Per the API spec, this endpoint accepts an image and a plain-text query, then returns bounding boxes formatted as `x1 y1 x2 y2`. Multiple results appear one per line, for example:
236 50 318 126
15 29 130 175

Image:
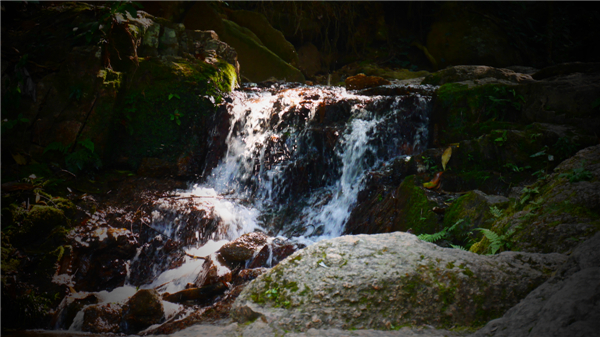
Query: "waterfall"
195 83 433 244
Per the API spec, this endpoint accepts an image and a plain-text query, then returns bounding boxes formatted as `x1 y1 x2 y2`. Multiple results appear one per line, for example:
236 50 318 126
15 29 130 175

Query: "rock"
231 232 566 331
470 232 600 337
472 144 600 254
162 282 227 305
51 292 99 329
345 74 391 90
81 303 123 333
227 9 300 67
422 65 534 86
218 232 269 262
233 268 268 286
443 190 508 231
137 157 177 178
247 239 305 269
121 289 165 333
297 42 323 78
69 225 138 292
345 175 439 235
128 236 184 286
183 3 304 83
193 252 233 288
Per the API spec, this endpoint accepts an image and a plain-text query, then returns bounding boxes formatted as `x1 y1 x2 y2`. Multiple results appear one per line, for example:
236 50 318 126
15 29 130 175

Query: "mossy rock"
345 175 439 235
444 190 508 232
471 144 600 254
5 204 70 247
227 9 300 67
431 83 524 145
108 56 237 171
220 19 304 83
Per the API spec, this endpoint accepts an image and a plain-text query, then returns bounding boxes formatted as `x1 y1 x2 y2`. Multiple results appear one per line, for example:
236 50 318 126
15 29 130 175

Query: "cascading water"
63 82 434 332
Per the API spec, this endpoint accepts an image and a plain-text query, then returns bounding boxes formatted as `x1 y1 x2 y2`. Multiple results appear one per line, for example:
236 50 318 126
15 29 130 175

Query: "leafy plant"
503 163 531 172
489 206 503 218
520 186 540 205
493 130 508 146
44 139 101 173
418 219 473 249
559 162 593 183
476 226 520 255
168 93 183 125
553 137 578 160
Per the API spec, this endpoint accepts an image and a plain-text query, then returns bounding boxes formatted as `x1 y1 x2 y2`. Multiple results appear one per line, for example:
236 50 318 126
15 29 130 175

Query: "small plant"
489 206 503 218
1 114 30 134
44 139 102 173
532 169 550 180
553 137 578 160
168 93 183 125
559 162 593 183
493 130 508 146
477 226 520 255
520 186 540 205
418 219 472 249
504 163 531 172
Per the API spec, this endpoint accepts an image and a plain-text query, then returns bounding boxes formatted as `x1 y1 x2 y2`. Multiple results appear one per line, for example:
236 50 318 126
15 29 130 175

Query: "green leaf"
78 138 95 153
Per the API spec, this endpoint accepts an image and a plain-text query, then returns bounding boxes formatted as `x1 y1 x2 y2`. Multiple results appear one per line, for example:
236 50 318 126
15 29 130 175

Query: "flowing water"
58 83 434 332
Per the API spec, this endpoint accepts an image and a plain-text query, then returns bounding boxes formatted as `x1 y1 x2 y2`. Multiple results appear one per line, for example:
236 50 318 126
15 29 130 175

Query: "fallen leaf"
11 153 27 165
442 146 452 171
423 171 444 189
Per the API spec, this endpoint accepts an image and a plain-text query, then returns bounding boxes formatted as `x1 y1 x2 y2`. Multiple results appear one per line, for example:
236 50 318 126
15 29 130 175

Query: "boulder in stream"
121 289 165 333
231 232 566 331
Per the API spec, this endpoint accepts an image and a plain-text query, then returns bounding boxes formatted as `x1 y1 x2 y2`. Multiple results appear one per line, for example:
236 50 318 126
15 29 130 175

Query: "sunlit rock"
218 232 269 262
232 232 566 331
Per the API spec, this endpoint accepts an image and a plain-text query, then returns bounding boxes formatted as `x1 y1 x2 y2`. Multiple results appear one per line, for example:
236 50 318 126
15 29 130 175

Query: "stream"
42 82 435 334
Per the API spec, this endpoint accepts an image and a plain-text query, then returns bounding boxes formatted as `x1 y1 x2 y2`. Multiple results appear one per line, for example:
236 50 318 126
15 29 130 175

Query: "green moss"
109 57 236 168
435 83 523 144
395 175 439 234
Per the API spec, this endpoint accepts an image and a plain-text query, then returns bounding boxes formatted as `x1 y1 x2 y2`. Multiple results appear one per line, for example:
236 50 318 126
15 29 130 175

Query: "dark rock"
128 236 184 286
218 232 269 262
248 239 305 269
193 252 233 288
233 268 268 286
297 42 322 78
345 175 439 235
162 282 227 305
81 303 123 333
51 292 100 330
345 73 391 90
121 289 164 333
422 65 534 86
471 232 600 337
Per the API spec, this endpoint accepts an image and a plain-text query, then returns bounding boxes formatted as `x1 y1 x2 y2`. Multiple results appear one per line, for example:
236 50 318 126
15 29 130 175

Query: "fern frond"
418 228 448 242
450 244 468 251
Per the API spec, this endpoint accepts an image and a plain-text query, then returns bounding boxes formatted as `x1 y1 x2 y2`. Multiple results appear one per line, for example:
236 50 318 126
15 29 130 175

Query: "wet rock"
233 268 268 286
69 226 138 292
345 73 391 90
296 42 322 78
128 236 185 286
248 239 305 269
163 282 227 305
471 232 600 337
345 175 439 235
81 303 123 333
51 292 99 330
121 289 164 333
218 232 269 262
232 232 566 331
194 252 233 288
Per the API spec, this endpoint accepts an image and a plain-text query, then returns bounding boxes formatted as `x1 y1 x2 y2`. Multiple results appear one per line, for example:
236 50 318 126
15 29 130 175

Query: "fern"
478 228 503 254
418 219 465 243
489 206 503 218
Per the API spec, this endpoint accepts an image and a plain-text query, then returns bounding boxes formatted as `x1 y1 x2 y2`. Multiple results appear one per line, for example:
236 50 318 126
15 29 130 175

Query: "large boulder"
231 232 566 331
471 144 600 255
471 232 600 337
183 3 304 83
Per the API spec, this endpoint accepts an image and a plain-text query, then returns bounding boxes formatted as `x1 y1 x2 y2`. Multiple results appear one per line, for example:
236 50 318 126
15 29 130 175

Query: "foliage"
418 219 473 250
44 139 102 173
559 161 593 183
1 113 30 134
493 130 508 146
476 226 519 255
489 206 503 218
520 186 540 205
